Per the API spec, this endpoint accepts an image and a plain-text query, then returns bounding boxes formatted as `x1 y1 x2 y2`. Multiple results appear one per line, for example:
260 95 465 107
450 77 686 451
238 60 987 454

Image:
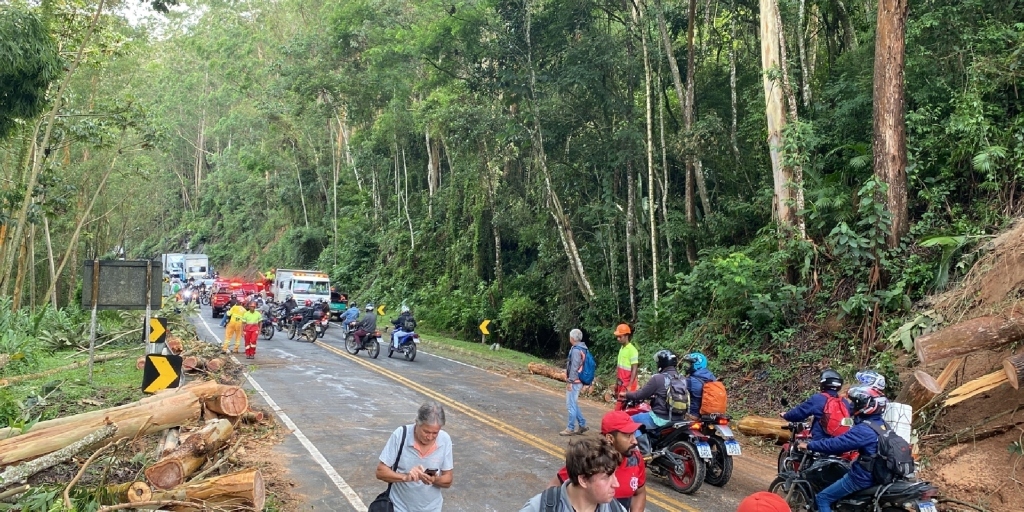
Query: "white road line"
196 314 367 512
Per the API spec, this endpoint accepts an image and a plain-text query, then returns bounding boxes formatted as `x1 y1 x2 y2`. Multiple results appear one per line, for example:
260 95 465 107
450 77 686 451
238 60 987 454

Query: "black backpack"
863 421 915 484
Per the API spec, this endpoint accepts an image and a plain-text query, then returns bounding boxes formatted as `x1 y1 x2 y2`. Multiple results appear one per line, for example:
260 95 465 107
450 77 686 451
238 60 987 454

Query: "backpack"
665 373 690 418
699 379 728 415
820 393 852 437
863 421 915 484
540 485 625 512
575 346 597 385
402 317 417 331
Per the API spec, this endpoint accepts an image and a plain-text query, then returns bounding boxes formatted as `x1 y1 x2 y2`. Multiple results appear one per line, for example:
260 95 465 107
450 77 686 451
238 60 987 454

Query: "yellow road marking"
315 341 701 512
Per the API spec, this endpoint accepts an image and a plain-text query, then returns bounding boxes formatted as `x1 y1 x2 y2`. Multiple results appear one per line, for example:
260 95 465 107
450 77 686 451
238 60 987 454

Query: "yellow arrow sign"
377 304 386 316
479 319 491 335
142 354 182 393
148 317 167 343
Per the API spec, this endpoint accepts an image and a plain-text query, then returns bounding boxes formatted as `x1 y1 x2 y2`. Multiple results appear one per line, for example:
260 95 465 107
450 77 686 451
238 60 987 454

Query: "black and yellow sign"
142 354 182 394
479 319 491 335
147 317 167 344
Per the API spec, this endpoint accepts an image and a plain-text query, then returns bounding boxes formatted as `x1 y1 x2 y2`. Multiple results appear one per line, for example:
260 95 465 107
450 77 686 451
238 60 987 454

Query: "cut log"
0 381 237 467
204 358 224 372
935 356 965 389
736 416 792 442
241 408 265 424
145 419 234 490
896 370 943 416
0 423 117 490
136 356 147 371
1002 353 1024 390
527 362 566 382
943 370 1009 407
104 481 151 504
181 356 203 372
915 305 1024 365
149 469 264 511
203 386 248 417
166 336 184 355
0 352 128 388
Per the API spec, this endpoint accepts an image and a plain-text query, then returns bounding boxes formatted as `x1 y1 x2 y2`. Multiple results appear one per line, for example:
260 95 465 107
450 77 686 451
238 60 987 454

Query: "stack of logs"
135 335 226 373
738 304 1024 441
0 379 267 510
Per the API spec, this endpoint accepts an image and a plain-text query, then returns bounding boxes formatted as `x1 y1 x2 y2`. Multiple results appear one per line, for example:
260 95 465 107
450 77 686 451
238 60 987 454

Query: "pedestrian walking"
560 328 589 436
374 401 454 512
241 301 262 359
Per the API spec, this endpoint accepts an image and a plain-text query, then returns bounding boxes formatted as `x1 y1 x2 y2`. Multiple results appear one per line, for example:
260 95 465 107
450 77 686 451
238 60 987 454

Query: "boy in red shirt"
551 411 647 511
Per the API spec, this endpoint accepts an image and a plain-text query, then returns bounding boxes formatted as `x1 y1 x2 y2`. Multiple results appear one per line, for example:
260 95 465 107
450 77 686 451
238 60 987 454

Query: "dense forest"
1 0 1021 383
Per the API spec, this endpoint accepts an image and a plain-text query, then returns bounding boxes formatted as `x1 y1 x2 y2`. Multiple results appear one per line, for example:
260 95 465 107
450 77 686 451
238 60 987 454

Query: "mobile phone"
424 469 438 476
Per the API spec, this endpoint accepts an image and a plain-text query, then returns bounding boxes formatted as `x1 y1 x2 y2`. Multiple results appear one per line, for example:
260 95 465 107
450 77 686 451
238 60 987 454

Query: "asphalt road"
188 307 774 511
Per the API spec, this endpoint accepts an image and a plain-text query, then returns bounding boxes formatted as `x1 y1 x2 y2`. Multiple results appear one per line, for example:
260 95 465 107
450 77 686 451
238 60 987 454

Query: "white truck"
161 253 186 281
270 269 331 305
183 254 210 280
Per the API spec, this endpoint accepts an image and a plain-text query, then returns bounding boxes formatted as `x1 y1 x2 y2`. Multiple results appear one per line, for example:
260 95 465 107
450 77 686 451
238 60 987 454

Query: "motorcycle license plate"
695 441 712 459
725 439 742 456
916 502 937 512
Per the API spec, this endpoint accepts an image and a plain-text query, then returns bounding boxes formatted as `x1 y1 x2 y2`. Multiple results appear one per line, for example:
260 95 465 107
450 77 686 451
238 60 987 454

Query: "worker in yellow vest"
223 299 247 353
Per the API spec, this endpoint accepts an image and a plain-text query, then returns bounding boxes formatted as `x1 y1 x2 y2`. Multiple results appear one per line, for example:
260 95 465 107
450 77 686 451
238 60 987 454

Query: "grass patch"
416 327 548 368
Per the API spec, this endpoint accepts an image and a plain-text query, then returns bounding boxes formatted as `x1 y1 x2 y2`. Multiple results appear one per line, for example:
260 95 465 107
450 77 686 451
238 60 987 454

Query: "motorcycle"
778 421 815 473
260 315 277 340
344 321 381 358
696 413 741 487
199 289 211 306
620 400 709 494
387 328 419 361
769 453 939 511
301 315 329 342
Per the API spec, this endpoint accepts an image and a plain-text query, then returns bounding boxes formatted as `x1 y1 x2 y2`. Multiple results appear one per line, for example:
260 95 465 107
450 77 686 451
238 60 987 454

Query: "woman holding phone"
375 401 454 511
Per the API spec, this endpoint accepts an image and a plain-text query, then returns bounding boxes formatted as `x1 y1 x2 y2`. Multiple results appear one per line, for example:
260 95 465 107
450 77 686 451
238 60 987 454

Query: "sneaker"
558 429 577 436
576 426 590 435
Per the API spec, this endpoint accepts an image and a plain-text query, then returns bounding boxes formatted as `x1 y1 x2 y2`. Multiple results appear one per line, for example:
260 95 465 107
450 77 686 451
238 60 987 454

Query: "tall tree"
873 0 910 248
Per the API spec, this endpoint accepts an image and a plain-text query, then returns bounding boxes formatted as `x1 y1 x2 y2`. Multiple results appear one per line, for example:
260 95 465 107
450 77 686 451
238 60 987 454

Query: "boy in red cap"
736 492 791 512
550 411 647 511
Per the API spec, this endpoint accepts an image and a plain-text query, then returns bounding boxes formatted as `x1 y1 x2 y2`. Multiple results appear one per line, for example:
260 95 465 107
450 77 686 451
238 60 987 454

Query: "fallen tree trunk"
0 381 236 466
736 416 791 442
915 305 1024 365
145 419 234 490
0 352 128 388
896 370 943 416
943 370 1008 407
527 362 565 382
1002 353 1024 390
148 469 264 511
935 356 965 389
0 423 117 489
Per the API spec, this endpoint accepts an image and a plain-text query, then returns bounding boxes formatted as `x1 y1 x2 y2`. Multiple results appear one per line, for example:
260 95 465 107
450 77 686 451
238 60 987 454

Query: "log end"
127 481 152 503
1003 357 1021 390
253 469 265 511
207 386 249 417
145 459 186 490
206 358 224 372
136 356 147 371
182 356 200 372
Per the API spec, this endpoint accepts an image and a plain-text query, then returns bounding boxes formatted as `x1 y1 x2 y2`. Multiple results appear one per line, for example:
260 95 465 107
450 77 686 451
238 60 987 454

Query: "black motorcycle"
619 400 709 494
344 321 381 358
769 450 939 511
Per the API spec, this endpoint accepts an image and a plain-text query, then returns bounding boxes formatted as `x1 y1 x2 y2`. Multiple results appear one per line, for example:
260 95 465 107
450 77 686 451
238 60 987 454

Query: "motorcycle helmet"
304 299 313 307
683 352 708 371
819 369 844 391
401 305 410 314
365 303 374 311
847 386 888 416
655 349 678 371
855 369 887 391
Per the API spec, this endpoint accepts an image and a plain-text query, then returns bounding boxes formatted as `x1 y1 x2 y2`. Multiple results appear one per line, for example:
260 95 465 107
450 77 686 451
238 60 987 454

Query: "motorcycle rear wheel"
387 346 394 358
302 326 316 342
778 449 800 474
345 335 360 354
287 324 297 340
703 437 733 487
261 326 274 341
368 338 380 358
666 441 705 494
404 342 416 361
769 476 813 510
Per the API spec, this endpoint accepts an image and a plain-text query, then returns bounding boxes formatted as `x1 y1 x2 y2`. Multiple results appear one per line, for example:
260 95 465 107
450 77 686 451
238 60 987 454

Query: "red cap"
736 492 791 512
601 411 641 435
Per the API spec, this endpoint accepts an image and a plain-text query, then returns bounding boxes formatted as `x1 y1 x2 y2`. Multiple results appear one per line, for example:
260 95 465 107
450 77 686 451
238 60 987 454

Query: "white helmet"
855 370 886 391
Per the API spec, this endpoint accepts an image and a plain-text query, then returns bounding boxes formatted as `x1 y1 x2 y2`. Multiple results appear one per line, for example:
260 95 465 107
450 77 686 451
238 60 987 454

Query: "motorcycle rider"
797 386 888 512
681 352 716 418
855 369 887 391
780 369 853 440
390 305 417 350
622 350 686 455
353 303 377 347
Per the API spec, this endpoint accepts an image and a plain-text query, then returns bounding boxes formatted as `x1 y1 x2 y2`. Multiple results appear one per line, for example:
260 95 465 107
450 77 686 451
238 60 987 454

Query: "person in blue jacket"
797 386 889 512
780 369 853 439
681 352 716 417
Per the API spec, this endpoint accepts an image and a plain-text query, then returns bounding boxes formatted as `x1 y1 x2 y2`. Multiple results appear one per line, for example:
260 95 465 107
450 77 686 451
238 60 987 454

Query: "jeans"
391 329 409 349
815 472 864 512
566 383 585 430
630 412 660 454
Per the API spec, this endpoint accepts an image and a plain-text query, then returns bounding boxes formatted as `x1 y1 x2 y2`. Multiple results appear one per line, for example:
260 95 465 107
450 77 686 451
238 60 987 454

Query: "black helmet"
820 369 844 391
847 386 887 416
655 349 678 372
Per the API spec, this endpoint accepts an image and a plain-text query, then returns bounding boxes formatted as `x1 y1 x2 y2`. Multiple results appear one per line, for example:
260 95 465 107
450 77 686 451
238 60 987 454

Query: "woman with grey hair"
375 401 454 511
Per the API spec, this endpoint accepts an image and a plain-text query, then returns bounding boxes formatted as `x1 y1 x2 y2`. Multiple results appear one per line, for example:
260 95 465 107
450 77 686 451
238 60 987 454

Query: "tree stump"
895 370 943 417
1002 353 1024 390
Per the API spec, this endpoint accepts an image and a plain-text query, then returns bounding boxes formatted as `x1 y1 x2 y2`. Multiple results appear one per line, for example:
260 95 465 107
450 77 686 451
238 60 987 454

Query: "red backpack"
820 393 852 437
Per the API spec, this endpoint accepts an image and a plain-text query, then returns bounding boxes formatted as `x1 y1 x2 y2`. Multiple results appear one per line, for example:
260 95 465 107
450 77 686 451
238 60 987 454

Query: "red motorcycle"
778 421 813 473
618 400 710 494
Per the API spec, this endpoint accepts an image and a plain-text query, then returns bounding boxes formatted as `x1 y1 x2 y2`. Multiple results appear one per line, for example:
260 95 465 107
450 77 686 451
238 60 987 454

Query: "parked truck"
183 254 210 280
269 269 331 305
161 253 186 281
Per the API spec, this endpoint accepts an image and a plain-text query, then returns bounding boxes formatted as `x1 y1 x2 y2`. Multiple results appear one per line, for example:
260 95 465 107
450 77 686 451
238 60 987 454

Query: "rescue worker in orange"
615 324 639 397
222 300 247 353
241 301 263 359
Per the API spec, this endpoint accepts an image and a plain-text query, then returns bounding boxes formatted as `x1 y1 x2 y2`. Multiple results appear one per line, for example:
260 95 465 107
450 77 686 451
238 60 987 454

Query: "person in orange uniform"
241 302 263 359
222 300 247 353
615 324 639 397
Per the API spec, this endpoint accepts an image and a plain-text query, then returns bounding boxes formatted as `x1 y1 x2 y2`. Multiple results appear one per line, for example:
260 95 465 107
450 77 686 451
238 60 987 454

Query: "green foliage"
0 6 61 139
